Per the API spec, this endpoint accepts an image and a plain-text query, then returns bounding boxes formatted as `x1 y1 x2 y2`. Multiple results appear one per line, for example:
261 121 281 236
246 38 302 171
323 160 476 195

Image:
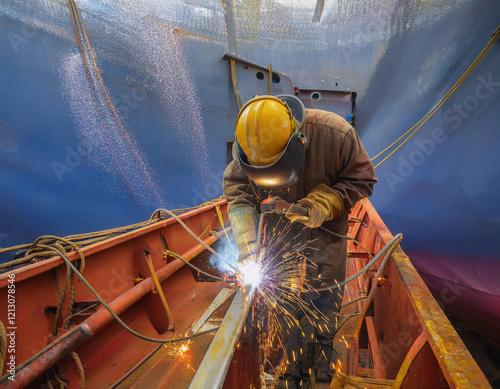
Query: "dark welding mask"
235 94 307 189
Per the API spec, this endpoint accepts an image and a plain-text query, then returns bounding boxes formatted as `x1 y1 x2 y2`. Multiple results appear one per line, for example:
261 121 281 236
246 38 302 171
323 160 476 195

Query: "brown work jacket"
223 108 377 278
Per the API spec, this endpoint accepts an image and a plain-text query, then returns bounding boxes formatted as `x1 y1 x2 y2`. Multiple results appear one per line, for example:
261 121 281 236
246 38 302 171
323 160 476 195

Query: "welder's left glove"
286 184 344 228
228 205 259 266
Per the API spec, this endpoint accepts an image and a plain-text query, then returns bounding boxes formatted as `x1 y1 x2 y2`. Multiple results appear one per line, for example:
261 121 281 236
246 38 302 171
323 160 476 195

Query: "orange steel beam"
354 199 491 389
392 331 428 388
3 231 224 388
354 234 403 338
0 199 227 288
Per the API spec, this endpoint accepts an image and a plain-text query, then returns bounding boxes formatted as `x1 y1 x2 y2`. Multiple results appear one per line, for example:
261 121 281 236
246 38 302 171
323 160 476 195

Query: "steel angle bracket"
222 52 292 85
222 52 294 102
189 285 255 389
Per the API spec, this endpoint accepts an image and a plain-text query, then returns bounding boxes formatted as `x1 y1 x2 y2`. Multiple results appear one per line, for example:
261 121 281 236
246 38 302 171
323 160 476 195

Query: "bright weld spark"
237 260 263 289
166 337 192 359
231 217 339 380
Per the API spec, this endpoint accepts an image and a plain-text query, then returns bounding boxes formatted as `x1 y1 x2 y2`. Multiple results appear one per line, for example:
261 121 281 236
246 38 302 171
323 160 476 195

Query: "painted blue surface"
361 6 500 258
1 0 499 341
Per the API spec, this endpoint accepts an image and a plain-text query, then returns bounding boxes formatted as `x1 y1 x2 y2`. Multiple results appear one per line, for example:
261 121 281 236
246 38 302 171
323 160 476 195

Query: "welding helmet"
235 94 307 188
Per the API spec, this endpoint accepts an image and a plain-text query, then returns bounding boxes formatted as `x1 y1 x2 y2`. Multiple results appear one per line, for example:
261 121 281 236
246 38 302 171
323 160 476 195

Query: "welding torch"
255 196 308 254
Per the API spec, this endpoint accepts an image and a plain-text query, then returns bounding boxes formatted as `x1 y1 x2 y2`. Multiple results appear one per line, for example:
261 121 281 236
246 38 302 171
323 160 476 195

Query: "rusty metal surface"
0 197 492 388
334 198 491 388
114 270 233 389
189 286 255 389
0 200 233 388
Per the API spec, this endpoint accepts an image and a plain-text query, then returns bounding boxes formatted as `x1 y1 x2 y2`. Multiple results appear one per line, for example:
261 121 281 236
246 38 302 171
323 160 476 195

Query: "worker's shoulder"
305 109 352 136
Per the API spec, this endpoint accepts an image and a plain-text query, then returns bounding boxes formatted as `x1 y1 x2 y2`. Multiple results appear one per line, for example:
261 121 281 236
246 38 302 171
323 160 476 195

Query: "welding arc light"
239 260 262 289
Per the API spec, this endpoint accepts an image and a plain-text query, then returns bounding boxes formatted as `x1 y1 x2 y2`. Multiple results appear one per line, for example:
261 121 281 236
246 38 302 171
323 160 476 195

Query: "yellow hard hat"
235 96 296 166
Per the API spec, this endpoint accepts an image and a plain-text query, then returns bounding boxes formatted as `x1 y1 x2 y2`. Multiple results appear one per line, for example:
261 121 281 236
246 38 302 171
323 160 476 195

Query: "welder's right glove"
228 206 259 266
286 184 345 228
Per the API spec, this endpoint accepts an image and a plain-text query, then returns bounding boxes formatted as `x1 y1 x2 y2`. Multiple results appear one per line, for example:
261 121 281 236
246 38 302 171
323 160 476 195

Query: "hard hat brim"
276 94 306 131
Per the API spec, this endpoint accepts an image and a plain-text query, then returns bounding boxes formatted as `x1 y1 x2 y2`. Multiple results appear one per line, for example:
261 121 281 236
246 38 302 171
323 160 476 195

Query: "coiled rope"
70 351 85 389
0 321 6 375
0 199 225 271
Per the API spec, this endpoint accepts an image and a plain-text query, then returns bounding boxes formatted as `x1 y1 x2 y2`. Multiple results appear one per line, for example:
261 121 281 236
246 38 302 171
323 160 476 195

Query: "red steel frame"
334 198 491 388
0 200 233 388
0 198 491 388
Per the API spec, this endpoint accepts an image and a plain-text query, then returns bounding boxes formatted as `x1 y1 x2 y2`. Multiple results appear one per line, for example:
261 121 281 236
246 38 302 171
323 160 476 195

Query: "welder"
222 95 377 386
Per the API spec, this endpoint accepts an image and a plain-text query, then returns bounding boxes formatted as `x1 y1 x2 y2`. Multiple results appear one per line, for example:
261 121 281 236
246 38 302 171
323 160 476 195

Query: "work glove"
286 184 344 228
228 206 259 266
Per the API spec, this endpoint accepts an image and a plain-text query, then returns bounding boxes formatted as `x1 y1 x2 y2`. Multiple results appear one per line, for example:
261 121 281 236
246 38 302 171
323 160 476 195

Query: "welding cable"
261 207 373 258
313 233 402 292
7 245 221 378
319 226 373 258
152 208 238 271
40 245 220 342
335 312 360 334
165 250 237 284
0 254 221 386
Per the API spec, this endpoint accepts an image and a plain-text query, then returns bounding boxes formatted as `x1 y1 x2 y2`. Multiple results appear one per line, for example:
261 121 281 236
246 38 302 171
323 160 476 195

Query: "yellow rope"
53 264 72 335
0 321 6 374
199 216 216 239
0 199 225 270
70 351 86 388
215 205 235 255
371 25 500 168
231 59 243 110
221 0 242 110
5 235 87 335
54 365 69 388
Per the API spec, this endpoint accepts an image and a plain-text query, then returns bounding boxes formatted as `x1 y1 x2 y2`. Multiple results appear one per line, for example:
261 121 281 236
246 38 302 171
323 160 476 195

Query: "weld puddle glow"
238 260 263 290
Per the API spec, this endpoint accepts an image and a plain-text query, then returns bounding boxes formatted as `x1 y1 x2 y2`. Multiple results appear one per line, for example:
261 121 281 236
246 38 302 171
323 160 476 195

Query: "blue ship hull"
1 0 499 345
